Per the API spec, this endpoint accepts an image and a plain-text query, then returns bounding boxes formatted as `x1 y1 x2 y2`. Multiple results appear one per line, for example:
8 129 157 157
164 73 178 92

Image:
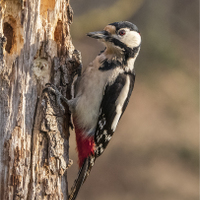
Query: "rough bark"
0 0 79 199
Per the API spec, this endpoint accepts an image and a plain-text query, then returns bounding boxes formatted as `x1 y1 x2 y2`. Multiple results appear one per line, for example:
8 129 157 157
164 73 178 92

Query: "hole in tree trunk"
54 20 63 44
54 20 64 56
3 22 14 54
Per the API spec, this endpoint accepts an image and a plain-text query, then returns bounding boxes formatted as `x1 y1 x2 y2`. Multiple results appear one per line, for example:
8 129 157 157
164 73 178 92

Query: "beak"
87 30 109 40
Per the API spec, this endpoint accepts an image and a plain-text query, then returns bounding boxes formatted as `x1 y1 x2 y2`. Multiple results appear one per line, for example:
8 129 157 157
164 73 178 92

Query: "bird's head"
87 21 141 57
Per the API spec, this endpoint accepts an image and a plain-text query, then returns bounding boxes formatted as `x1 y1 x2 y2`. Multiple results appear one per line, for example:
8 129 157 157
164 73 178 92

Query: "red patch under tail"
73 121 95 168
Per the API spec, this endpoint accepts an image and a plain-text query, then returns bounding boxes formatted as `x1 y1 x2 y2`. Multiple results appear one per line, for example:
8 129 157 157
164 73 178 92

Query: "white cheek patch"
121 29 141 49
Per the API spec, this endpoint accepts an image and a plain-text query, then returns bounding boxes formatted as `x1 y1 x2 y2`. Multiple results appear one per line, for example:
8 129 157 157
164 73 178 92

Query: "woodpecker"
46 21 141 200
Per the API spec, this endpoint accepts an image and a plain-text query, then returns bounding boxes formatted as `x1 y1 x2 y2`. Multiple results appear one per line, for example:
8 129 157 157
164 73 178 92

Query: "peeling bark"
0 0 78 199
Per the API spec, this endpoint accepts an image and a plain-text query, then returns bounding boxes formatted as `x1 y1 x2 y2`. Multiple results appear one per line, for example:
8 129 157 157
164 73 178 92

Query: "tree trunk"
0 0 79 199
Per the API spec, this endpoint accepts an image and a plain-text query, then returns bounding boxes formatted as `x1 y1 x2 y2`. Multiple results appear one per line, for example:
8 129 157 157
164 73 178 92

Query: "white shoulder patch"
111 75 130 131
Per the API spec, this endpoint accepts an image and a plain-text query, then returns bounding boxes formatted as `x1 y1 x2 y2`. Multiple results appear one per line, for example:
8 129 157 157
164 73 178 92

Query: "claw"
43 83 70 113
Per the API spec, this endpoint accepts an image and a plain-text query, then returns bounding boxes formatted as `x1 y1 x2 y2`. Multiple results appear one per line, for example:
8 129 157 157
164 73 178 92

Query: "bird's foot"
43 83 69 114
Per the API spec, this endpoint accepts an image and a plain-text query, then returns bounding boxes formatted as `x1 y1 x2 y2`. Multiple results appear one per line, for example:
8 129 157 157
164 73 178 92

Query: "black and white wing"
94 72 135 157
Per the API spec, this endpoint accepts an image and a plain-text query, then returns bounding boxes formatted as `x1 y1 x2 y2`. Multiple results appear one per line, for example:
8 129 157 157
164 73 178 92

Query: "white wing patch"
111 76 130 131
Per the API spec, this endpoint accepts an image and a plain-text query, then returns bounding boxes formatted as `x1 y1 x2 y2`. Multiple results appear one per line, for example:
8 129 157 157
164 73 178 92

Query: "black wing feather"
94 72 135 157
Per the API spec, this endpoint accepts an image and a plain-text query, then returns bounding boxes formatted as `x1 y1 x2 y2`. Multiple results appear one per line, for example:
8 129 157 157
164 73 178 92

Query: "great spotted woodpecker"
46 21 141 200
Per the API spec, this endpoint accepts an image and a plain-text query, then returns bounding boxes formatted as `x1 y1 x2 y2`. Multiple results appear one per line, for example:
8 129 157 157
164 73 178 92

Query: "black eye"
119 30 126 36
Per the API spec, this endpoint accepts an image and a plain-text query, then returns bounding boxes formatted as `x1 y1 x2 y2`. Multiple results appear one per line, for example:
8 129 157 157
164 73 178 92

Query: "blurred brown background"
68 0 199 200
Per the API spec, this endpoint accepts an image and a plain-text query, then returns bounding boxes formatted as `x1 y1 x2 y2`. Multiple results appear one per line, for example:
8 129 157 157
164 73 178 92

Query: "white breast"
73 54 112 135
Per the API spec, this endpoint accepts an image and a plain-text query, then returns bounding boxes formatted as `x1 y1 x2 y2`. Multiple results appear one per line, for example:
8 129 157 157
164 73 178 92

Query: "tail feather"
68 156 96 200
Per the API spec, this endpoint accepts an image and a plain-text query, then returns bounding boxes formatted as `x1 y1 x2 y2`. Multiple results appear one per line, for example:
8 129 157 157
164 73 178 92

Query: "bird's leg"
43 83 75 130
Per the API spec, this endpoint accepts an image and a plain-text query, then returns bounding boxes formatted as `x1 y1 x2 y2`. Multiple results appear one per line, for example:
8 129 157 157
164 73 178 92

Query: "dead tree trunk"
0 0 79 199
